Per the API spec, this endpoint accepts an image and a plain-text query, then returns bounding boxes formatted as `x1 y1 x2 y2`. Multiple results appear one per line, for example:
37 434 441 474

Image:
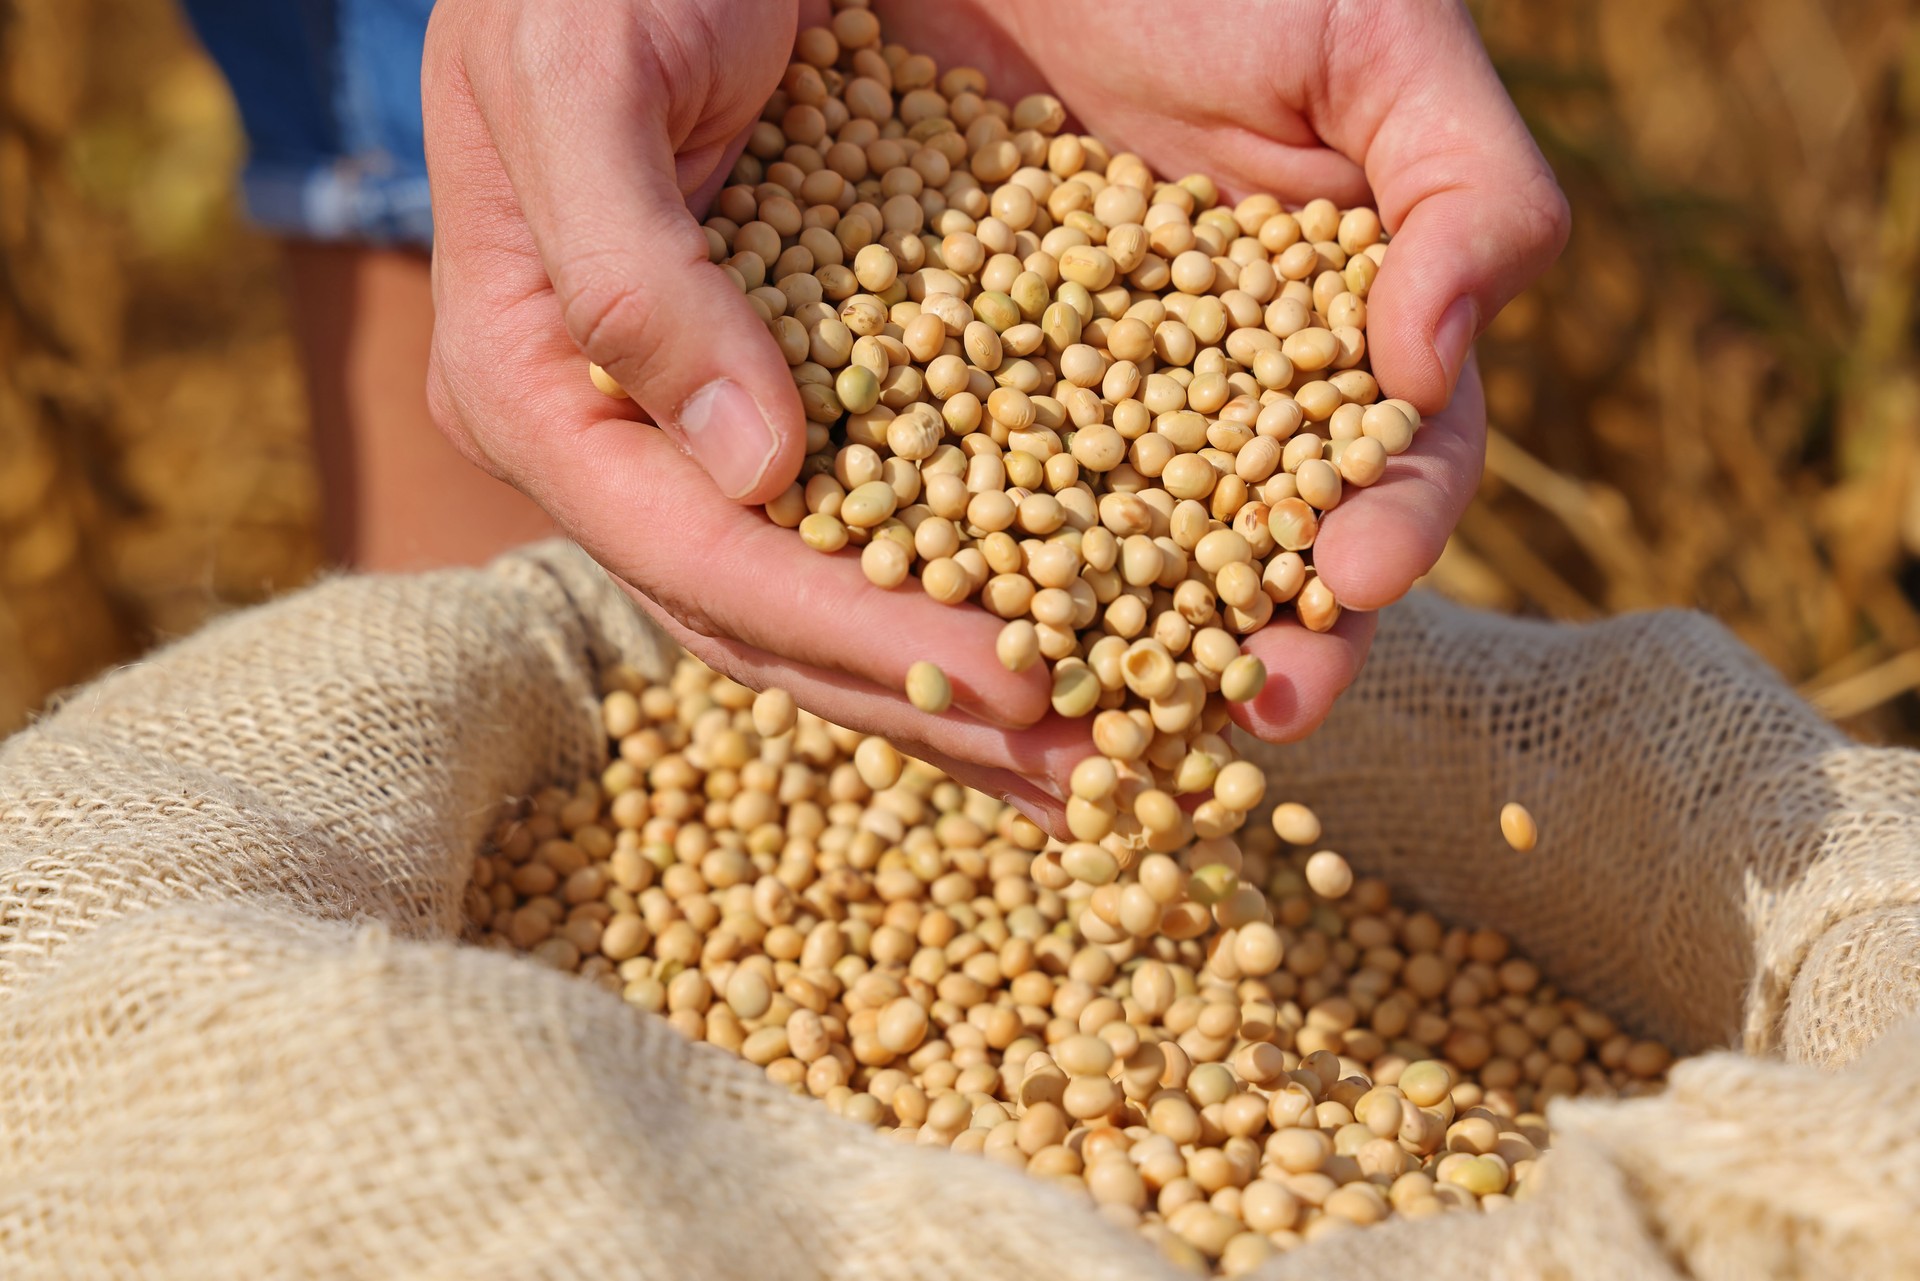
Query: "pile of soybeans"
465 657 1674 1276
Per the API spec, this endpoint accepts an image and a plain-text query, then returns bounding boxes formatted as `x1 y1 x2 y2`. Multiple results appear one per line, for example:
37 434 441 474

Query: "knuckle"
423 336 514 484
557 213 717 367
1518 163 1573 255
626 587 734 669
559 265 661 368
507 2 614 91
424 343 463 437
658 590 727 646
680 635 747 684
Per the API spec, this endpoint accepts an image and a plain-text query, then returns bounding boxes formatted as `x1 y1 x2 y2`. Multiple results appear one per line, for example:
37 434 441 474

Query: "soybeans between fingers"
906 661 953 714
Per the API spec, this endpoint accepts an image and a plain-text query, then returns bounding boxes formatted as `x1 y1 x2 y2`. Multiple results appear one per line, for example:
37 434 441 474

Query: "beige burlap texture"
1 541 1915 1280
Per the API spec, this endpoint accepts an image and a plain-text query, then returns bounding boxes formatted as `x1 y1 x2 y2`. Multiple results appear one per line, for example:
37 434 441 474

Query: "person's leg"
174 2 532 569
281 242 554 570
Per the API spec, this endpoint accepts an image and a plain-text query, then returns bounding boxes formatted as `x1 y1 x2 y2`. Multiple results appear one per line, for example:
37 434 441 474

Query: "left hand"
871 0 1566 745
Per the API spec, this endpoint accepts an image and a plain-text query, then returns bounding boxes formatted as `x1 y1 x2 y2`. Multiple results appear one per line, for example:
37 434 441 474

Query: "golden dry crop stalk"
0 0 321 733
467 655 1675 1275
588 2 1425 869
1448 0 1920 746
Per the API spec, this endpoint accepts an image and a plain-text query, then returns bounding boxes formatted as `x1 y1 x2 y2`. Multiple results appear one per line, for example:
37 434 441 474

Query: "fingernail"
1433 296 1480 396
676 378 780 500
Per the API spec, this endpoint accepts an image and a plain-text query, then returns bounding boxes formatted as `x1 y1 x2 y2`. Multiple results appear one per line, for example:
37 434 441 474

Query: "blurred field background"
4 0 1919 740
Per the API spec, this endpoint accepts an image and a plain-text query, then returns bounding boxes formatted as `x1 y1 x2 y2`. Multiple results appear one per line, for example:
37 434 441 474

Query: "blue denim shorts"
179 0 436 247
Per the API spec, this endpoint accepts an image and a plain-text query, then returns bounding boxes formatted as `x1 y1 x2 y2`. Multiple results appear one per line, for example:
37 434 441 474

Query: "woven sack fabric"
2 541 1914 1280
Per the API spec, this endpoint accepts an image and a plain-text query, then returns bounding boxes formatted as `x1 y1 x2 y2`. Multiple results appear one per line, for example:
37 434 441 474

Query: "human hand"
420 0 1564 829
422 0 1105 822
868 0 1567 745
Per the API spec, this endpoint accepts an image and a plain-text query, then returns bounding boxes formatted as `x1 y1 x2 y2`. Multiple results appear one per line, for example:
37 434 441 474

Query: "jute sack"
1 541 1915 1280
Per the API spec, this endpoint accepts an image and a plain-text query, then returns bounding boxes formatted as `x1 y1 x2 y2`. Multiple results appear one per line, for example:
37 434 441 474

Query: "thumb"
460 1 807 503
1348 3 1570 415
555 143 808 503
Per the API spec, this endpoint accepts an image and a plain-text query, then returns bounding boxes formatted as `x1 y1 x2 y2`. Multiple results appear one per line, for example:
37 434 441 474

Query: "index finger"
1311 358 1488 612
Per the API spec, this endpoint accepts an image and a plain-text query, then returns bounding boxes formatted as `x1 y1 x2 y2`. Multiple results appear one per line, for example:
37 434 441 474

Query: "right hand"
421 0 1105 822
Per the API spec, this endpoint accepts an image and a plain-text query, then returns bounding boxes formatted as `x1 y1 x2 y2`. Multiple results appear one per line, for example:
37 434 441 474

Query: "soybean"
474 657 1676 1275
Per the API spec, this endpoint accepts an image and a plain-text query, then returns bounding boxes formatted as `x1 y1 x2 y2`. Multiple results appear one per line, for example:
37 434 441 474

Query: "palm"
868 0 1493 738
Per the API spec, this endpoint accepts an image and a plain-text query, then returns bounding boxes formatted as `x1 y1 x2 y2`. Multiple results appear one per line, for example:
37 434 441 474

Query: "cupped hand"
420 0 1563 830
421 0 1095 821
869 0 1564 748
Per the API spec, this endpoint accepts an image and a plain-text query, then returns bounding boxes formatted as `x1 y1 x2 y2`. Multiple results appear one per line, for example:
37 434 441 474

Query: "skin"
420 0 1568 829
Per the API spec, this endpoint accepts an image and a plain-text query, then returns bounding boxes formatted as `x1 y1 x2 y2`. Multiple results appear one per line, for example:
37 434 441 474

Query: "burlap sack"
2 541 1915 1279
